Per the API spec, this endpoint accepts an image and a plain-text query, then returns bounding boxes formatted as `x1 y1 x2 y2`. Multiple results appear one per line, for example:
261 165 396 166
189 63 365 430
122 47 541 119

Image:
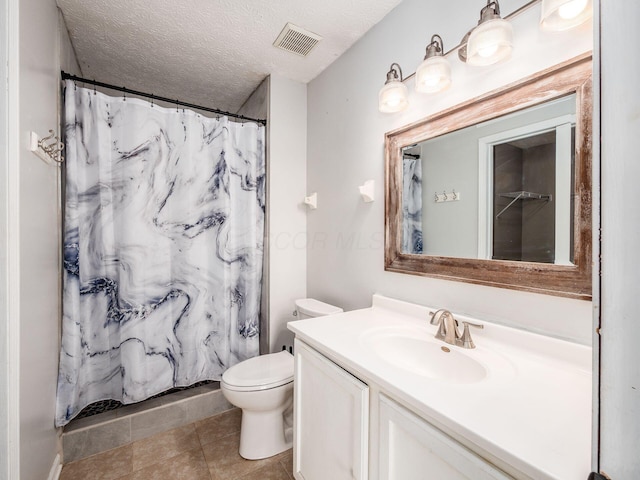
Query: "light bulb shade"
415 56 452 93
379 81 409 113
540 0 592 31
466 18 513 66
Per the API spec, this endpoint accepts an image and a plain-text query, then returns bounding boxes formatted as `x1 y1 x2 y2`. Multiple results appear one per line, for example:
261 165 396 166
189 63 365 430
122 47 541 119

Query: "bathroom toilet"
221 298 343 460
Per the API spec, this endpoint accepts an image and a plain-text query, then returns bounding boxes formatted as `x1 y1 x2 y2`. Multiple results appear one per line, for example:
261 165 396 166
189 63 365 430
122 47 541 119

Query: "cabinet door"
378 395 512 480
294 340 369 480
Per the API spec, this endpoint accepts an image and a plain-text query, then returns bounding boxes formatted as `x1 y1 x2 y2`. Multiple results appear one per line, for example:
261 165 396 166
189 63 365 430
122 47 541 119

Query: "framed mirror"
385 54 592 299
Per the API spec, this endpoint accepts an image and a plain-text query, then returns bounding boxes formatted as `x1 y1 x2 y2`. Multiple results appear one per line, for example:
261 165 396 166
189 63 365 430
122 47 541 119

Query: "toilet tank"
294 298 343 319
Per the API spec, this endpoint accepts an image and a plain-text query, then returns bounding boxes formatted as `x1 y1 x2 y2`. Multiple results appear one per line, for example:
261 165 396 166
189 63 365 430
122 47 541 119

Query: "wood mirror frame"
385 54 592 300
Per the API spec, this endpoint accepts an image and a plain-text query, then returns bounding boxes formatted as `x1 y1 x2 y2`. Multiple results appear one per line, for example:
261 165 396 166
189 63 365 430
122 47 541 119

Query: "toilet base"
239 400 293 460
220 351 295 460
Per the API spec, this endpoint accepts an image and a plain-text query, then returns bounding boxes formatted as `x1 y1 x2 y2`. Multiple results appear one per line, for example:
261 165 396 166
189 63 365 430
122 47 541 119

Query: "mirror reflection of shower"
400 94 577 265
491 126 575 264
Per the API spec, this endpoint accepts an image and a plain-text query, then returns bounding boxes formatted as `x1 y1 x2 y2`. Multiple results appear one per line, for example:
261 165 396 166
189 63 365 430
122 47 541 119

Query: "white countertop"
288 294 592 480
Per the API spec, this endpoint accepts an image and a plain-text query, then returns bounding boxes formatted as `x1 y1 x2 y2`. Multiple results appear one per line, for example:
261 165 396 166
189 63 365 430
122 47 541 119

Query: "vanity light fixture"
415 35 451 94
540 0 592 31
378 63 409 113
466 0 513 66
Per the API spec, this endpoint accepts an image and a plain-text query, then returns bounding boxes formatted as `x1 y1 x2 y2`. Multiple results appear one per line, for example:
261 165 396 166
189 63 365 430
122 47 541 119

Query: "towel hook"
30 129 64 164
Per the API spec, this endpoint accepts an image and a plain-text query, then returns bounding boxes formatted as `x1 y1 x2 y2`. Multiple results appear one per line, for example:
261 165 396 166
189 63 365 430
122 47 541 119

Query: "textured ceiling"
57 0 403 113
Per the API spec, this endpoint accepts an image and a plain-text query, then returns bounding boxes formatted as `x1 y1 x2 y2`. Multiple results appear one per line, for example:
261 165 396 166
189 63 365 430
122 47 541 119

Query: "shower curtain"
402 156 423 254
55 81 265 426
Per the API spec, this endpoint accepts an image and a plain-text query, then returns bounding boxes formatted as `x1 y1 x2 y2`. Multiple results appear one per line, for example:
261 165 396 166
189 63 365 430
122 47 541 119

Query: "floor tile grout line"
61 409 291 480
195 437 215 480
63 420 203 476
129 422 205 474
65 416 204 468
112 443 212 480
196 426 238 449
277 459 294 480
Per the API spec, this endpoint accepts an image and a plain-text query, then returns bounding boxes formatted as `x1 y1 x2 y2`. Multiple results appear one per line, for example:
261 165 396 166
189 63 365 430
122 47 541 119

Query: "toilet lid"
295 298 343 317
222 350 294 391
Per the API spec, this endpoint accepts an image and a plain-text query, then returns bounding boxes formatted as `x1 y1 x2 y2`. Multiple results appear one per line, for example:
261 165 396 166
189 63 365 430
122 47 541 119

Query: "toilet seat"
222 350 294 392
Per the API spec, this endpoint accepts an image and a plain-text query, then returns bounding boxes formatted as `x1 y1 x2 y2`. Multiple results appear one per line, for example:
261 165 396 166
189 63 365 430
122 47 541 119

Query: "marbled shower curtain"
402 156 423 254
55 81 265 426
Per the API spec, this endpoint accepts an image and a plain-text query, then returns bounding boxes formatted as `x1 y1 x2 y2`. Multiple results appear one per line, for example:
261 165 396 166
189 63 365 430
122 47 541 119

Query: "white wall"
14 2 78 479
307 0 593 344
237 77 268 120
268 75 307 352
59 11 81 77
19 0 60 472
237 78 270 353
1 0 15 476
237 75 307 354
598 0 640 477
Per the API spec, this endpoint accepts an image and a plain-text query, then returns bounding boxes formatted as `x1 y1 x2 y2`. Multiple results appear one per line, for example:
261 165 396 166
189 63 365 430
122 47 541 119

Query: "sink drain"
441 346 451 353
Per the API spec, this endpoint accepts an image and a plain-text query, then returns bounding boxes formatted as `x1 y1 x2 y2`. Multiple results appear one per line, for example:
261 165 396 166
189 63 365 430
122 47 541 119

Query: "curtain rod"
61 72 267 126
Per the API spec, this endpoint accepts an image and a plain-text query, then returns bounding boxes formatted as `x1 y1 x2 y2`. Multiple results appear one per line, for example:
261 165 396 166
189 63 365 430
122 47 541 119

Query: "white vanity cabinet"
289 296 592 480
293 339 513 480
293 339 369 480
377 394 512 480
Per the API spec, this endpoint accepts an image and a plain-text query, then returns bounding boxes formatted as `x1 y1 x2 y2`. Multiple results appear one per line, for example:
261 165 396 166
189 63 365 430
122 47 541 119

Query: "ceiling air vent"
273 23 322 57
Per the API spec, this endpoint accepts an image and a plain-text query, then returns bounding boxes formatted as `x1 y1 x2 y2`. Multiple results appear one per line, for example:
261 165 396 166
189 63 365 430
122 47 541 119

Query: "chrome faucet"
429 309 484 349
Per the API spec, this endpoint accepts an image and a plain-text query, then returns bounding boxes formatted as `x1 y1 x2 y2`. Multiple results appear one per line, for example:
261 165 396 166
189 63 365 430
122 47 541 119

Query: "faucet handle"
459 321 484 349
429 310 446 326
429 309 450 342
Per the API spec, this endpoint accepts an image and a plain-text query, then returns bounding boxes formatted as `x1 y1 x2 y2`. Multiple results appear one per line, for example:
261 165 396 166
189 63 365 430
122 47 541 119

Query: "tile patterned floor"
60 408 294 480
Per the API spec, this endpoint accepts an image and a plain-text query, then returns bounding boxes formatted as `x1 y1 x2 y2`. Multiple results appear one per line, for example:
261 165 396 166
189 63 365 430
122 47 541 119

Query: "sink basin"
361 326 515 385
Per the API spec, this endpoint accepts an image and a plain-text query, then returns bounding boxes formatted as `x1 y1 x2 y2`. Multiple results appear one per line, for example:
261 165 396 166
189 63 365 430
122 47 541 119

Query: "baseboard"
47 454 62 480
